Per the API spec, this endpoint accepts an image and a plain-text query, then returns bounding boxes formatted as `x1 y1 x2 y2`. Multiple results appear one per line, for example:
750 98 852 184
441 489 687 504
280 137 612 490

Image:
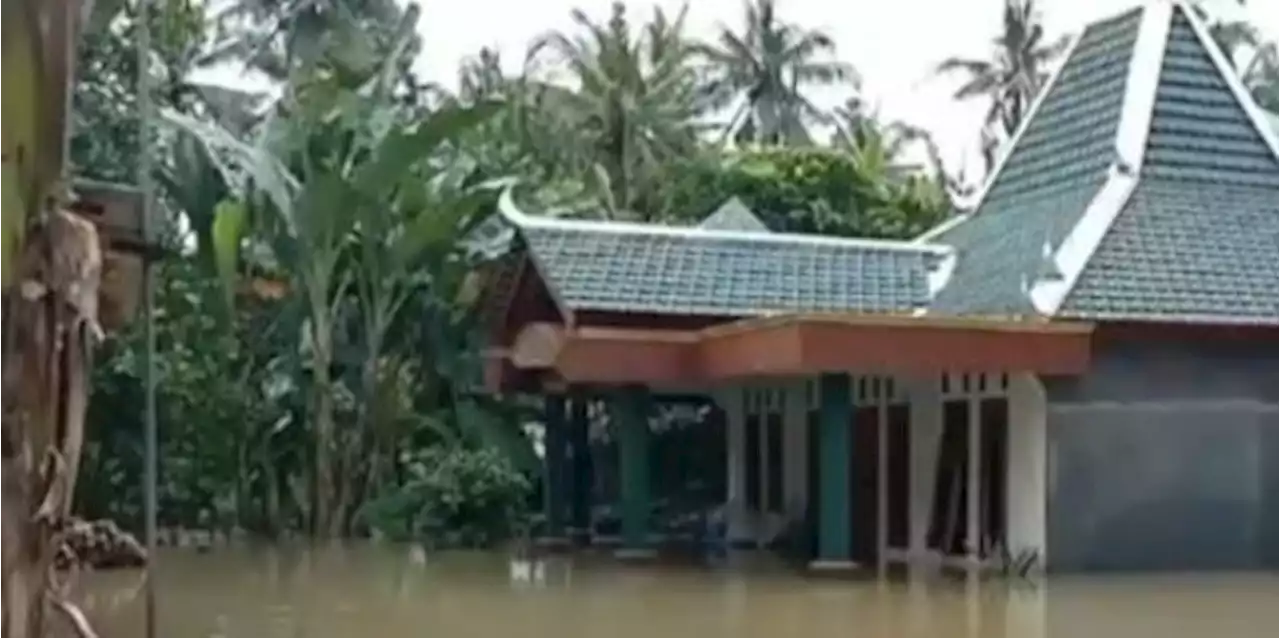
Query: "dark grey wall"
1042 336 1277 572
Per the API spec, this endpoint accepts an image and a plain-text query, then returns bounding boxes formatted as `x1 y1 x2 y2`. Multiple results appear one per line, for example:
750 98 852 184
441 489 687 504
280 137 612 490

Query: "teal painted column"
814 373 854 568
613 386 654 558
543 395 568 545
568 388 594 544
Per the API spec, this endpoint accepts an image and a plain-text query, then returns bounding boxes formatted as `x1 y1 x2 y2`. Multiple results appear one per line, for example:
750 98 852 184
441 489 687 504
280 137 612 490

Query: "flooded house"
479 0 1277 574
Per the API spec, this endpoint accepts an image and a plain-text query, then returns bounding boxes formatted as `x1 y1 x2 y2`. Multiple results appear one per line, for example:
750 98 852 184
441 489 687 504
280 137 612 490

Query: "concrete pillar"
908 377 942 558
543 395 568 544
720 387 748 545
811 372 854 569
613 386 654 559
1006 373 1048 567
783 380 809 519
568 388 593 544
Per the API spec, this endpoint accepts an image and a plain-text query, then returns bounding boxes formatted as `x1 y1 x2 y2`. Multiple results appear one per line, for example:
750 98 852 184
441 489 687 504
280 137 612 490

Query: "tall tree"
202 0 418 82
935 0 1069 170
830 97 933 181
1192 0 1278 113
166 11 500 535
526 2 706 220
700 0 856 145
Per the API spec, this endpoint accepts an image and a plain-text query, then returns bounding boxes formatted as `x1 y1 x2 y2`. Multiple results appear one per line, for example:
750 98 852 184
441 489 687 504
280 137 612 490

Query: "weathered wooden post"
1 1 159 634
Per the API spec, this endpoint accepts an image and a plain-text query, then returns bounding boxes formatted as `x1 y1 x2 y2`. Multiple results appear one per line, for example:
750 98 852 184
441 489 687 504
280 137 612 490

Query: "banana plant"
164 30 501 533
2 0 114 636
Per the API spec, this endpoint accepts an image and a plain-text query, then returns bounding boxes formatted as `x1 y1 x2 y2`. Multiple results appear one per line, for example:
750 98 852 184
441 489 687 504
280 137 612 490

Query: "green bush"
660 147 949 239
360 446 533 548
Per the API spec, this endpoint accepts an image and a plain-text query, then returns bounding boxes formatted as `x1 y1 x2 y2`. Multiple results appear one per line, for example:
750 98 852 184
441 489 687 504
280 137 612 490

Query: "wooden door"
850 407 879 565
886 404 911 550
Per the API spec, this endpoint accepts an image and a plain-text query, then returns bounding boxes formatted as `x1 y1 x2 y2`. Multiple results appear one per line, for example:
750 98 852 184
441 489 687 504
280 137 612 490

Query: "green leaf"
354 101 502 197
390 187 492 269
212 199 247 309
456 399 538 474
161 108 300 229
294 169 358 248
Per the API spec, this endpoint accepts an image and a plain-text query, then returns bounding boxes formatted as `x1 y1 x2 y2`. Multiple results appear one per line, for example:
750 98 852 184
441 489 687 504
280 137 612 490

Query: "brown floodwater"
75 545 1277 638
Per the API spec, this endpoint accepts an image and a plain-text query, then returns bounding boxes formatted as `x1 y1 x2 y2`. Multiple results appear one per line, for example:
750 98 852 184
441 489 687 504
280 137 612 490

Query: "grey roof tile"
1059 7 1279 324
930 4 1278 326
1060 179 1278 323
519 223 945 318
930 8 1142 316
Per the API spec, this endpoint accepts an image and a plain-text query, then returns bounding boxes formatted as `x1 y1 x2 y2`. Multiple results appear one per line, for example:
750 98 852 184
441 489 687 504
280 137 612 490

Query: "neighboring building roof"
698 197 772 233
925 1 1279 326
496 192 953 319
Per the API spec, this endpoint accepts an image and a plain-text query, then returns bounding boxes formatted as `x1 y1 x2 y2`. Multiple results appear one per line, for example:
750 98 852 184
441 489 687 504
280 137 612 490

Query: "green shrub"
360 446 533 548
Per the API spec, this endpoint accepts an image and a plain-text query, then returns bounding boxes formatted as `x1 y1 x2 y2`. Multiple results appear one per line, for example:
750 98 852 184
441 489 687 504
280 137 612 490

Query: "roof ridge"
1029 0 1172 315
497 187 953 256
1037 0 1279 321
912 5 1133 244
1170 0 1280 159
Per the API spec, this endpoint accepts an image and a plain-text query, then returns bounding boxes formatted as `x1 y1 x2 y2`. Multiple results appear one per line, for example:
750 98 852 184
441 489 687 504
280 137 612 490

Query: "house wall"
1042 334 1278 571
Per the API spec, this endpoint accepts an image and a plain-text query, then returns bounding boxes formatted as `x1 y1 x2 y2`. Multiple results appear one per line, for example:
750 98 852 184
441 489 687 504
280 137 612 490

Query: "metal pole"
137 0 159 635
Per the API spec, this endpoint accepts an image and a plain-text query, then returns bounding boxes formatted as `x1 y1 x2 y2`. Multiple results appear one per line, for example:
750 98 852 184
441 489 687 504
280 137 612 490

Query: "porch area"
498 315 1092 573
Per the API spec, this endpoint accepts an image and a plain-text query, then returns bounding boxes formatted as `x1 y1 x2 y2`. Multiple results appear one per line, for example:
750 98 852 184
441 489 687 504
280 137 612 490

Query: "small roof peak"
698 197 771 233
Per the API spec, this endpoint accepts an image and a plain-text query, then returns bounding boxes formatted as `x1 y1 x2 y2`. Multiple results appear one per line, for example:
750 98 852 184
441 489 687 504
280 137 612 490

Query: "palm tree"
525 2 706 219
459 47 509 103
935 0 1069 161
202 0 418 82
700 0 857 146
830 98 933 181
1191 0 1278 113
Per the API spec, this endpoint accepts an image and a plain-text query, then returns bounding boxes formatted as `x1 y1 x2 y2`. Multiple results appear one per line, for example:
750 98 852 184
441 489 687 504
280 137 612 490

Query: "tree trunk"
310 310 336 537
2 209 103 638
329 332 382 537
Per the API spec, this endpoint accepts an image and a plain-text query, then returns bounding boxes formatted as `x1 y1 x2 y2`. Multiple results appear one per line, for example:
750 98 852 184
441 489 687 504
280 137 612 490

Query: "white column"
1006 373 1048 567
783 379 809 520
720 386 747 544
907 377 943 558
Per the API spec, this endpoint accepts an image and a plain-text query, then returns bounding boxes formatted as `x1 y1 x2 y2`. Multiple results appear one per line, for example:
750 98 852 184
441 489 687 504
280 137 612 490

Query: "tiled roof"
1060 179 1278 322
698 197 772 232
929 7 1143 316
503 211 950 319
928 2 1278 326
1058 5 1278 323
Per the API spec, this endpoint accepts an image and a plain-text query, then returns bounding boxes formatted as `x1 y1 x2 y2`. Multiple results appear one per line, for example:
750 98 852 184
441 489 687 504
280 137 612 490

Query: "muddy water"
77 545 1276 638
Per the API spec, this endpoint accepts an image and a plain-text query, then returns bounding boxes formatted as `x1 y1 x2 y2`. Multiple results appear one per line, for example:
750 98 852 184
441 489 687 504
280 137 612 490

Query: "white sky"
413 0 1276 178
205 0 1278 178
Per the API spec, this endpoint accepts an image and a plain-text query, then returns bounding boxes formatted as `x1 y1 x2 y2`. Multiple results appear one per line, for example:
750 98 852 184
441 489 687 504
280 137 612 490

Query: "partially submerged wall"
1043 333 1277 571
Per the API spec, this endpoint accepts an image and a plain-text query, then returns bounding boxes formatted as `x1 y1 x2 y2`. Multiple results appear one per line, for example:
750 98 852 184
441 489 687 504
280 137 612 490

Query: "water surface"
78 545 1277 638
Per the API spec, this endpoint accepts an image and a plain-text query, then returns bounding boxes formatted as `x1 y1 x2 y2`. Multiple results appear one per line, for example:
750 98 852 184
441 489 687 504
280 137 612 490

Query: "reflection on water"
77 545 1277 638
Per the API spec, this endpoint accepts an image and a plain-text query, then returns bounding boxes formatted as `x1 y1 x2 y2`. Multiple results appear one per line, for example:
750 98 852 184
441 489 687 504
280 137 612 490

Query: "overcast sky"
201 0 1276 178
410 0 1275 175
